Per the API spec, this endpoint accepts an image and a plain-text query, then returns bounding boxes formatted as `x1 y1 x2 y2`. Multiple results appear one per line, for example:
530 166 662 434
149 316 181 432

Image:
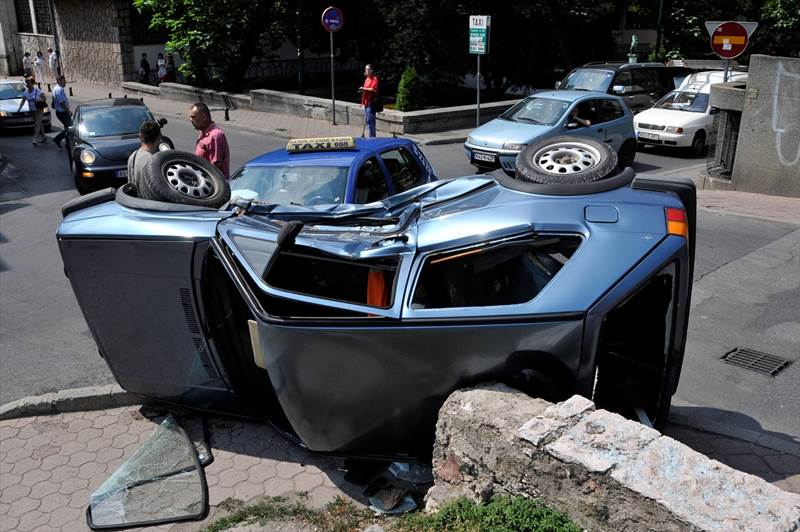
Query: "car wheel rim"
533 141 601 175
164 162 216 199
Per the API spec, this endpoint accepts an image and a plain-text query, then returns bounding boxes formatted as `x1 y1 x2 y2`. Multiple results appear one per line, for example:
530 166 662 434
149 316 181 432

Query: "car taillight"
665 207 688 238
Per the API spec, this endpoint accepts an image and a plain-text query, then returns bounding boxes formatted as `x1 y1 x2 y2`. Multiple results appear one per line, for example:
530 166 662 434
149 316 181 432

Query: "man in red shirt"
189 102 230 179
358 64 379 137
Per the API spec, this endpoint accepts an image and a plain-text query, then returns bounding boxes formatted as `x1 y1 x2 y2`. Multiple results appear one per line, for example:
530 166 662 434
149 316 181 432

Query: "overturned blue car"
57 136 695 458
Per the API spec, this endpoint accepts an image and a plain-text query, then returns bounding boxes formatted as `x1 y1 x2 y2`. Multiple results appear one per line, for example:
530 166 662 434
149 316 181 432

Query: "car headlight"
80 150 96 165
158 142 172 152
43 107 50 114
466 136 476 145
503 142 528 151
665 126 684 133
0 111 7 117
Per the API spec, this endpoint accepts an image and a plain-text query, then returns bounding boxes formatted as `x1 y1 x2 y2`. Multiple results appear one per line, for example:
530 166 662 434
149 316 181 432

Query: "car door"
379 146 425 194
565 99 606 144
597 98 629 151
351 156 390 203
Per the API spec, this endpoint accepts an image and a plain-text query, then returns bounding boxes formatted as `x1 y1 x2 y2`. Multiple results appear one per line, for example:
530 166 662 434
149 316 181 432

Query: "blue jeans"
54 110 72 144
364 105 376 137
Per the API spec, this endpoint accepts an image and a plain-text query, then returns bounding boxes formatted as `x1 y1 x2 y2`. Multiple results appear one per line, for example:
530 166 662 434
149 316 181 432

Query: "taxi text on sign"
469 15 491 55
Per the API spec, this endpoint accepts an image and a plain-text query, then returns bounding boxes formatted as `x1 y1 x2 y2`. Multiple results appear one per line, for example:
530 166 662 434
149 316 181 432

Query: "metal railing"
706 109 740 179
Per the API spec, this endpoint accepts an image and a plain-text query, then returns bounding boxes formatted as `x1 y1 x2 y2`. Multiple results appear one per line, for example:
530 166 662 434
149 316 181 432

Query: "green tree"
756 0 800 57
133 0 288 92
395 66 426 111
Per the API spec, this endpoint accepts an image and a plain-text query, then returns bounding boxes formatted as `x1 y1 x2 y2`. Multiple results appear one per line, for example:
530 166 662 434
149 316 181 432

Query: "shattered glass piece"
87 415 207 529
387 462 434 484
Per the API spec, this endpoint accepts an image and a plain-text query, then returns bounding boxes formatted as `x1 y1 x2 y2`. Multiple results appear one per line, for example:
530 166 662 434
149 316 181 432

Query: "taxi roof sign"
286 136 357 153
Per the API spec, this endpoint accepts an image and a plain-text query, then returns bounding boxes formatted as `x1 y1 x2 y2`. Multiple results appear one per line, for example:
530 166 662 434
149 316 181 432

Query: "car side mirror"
554 81 562 89
67 125 75 135
157 117 168 127
612 85 625 95
709 107 719 115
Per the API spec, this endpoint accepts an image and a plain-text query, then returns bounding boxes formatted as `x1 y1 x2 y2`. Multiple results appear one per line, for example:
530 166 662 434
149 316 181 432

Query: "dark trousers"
54 111 72 144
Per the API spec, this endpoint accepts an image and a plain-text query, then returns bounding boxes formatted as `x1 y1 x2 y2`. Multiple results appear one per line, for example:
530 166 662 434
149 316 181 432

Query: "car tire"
138 150 230 208
618 139 637 170
515 136 619 185
690 130 706 156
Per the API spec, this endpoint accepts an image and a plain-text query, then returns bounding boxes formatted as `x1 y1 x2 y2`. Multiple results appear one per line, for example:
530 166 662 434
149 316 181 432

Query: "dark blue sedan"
229 136 437 206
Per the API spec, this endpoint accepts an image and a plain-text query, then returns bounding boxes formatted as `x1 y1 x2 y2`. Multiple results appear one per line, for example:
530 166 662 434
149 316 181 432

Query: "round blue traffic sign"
321 6 344 33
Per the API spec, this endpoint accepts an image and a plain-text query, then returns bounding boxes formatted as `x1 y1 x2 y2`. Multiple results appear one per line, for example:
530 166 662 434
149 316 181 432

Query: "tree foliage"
133 0 288 92
395 66 426 111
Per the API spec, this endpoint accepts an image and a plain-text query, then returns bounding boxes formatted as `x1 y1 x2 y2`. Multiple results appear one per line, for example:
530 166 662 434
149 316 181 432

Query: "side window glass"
354 157 388 204
599 99 624 122
632 70 659 92
380 148 422 192
614 71 632 91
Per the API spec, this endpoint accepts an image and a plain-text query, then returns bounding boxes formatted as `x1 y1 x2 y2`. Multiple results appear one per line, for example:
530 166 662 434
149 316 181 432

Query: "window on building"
32 0 53 35
14 0 34 33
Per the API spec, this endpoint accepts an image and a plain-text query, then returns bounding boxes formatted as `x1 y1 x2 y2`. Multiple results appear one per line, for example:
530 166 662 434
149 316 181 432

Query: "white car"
634 71 747 155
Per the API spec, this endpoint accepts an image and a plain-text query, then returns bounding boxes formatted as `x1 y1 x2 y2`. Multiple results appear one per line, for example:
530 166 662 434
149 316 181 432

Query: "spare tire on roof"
138 150 230 208
515 135 618 185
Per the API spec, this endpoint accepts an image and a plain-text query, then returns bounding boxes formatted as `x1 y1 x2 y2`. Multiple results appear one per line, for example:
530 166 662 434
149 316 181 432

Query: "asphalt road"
1 119 797 446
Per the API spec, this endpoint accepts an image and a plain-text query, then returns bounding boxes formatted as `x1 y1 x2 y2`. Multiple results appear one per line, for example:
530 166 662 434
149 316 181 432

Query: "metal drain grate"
722 347 792 376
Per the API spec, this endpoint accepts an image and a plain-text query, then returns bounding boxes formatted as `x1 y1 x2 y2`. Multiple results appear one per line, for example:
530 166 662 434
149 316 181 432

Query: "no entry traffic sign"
321 6 344 32
710 21 749 59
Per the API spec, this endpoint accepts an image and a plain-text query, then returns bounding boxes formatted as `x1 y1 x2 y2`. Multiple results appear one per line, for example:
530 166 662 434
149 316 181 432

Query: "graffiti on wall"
772 62 800 167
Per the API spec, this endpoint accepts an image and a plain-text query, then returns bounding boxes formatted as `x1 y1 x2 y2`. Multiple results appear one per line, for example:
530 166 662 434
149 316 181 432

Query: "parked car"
0 80 52 131
65 98 172 194
635 71 748 155
464 91 637 176
58 136 696 458
556 62 693 113
229 136 437 206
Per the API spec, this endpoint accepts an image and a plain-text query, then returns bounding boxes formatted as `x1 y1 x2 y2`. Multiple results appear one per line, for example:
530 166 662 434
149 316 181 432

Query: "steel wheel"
164 161 217 199
533 141 602 175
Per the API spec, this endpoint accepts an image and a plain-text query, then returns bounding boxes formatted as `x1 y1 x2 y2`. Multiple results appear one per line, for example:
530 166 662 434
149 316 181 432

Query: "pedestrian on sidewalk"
34 51 46 86
139 53 151 84
127 120 161 190
190 102 230 180
157 52 167 83
358 64 379 137
48 47 60 80
22 52 33 77
51 76 72 150
164 54 176 82
16 77 48 146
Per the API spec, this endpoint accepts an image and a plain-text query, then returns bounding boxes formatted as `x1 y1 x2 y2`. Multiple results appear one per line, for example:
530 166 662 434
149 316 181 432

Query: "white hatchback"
634 71 747 155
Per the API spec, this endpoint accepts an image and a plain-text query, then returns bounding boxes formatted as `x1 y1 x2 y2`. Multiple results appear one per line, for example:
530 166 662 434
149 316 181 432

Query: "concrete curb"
0 384 141 420
414 135 468 146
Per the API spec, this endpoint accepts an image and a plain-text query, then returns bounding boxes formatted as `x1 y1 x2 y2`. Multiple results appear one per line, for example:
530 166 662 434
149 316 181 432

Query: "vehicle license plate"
638 131 660 141
472 151 497 164
115 169 128 178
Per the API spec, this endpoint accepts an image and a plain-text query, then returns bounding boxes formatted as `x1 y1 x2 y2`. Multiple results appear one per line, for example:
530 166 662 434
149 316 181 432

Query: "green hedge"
395 66 426 112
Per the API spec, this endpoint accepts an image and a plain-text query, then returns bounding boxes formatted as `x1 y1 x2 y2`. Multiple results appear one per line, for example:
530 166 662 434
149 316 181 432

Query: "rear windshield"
230 165 349 206
79 106 152 137
655 91 709 113
560 69 614 92
500 97 570 126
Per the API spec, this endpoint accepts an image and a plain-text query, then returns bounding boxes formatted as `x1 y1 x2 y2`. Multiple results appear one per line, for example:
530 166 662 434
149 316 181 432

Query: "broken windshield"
86 415 207 530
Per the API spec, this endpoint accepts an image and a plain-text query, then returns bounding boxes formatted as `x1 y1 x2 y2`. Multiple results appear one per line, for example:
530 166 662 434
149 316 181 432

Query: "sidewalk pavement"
1 401 799 531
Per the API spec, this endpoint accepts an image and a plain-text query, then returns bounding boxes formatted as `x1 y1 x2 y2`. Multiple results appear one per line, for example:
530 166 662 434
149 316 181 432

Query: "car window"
631 69 660 92
500 97 571 126
380 147 422 193
78 107 152 138
229 165 349 205
0 83 25 100
354 157 388 203
598 99 624 122
559 69 614 92
571 100 599 125
655 91 709 113
613 71 632 90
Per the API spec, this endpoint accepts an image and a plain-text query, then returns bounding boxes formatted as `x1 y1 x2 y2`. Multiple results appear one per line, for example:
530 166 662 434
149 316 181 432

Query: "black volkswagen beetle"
66 98 173 194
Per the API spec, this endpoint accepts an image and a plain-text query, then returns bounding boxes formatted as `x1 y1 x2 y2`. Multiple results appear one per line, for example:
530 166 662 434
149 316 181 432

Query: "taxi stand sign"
287 136 356 153
469 15 491 128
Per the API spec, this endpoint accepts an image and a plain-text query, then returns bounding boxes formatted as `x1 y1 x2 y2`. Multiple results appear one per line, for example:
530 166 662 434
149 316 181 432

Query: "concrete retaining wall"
118 82 517 135
426 384 800 531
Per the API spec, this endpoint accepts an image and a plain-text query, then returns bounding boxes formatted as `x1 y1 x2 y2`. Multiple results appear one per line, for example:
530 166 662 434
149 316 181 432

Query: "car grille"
637 123 666 131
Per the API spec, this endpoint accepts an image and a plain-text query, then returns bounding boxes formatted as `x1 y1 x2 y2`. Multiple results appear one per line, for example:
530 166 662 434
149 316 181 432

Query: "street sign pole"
321 6 344 126
469 15 490 129
476 54 480 127
330 31 336 125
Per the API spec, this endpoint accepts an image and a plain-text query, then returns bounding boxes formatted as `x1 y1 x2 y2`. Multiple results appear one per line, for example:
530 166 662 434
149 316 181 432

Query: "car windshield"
0 83 25 100
655 91 709 113
78 106 151 137
560 69 614 92
230 165 349 206
500 97 571 125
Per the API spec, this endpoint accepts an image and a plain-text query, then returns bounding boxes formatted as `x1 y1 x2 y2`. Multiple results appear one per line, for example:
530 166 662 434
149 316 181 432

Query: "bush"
395 66 426 112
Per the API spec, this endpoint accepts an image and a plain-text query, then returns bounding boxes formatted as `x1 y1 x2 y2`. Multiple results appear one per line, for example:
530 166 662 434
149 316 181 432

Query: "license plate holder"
471 151 497 164
638 131 660 141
